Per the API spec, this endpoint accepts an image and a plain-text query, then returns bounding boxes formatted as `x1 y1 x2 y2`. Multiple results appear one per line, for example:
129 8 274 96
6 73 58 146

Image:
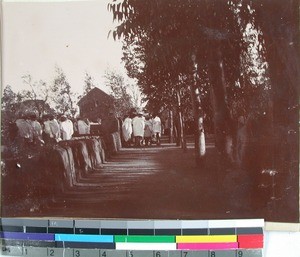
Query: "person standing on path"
77 117 91 135
152 113 162 146
122 114 133 147
43 114 61 144
29 113 44 145
144 115 153 146
15 113 34 147
132 112 145 147
59 115 74 140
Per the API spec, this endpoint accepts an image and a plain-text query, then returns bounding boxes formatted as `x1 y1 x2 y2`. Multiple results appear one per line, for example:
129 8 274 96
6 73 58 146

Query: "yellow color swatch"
176 235 237 243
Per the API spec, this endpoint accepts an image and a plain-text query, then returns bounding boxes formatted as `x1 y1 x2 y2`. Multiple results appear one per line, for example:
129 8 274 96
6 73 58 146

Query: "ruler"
0 218 264 257
0 247 262 257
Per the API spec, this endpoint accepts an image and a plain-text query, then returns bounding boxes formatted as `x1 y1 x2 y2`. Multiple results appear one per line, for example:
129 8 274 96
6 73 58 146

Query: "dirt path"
35 143 258 220
3 141 297 222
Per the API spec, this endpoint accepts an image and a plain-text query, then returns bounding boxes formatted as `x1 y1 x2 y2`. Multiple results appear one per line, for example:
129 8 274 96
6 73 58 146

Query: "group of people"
13 113 93 149
122 112 162 147
14 113 45 148
12 110 162 151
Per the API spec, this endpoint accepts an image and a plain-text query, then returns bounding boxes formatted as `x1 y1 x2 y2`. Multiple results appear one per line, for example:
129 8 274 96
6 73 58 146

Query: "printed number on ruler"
238 250 244 257
74 249 80 257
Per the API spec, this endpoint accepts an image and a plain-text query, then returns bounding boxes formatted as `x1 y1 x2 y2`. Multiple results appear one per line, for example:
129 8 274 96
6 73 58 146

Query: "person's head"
48 114 54 121
24 112 32 120
42 114 49 121
29 112 37 121
17 112 26 120
60 115 67 122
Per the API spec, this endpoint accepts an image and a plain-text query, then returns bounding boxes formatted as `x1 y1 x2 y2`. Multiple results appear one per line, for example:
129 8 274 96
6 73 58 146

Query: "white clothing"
152 116 162 134
45 119 61 139
44 120 51 136
15 119 34 141
77 120 90 135
60 119 74 140
144 120 153 137
132 116 145 137
31 120 43 137
49 119 61 139
122 117 133 142
31 120 43 142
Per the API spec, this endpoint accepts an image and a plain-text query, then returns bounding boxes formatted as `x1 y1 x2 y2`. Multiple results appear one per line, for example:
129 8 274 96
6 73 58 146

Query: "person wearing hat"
59 115 74 140
132 112 145 147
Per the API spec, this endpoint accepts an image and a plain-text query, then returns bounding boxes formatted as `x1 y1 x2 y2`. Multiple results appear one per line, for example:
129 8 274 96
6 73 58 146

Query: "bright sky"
2 0 126 95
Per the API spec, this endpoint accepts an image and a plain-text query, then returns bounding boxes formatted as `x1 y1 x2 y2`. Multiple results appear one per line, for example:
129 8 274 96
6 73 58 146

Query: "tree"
51 66 78 117
108 0 231 162
108 0 298 168
1 85 17 111
2 78 54 120
83 72 96 95
251 0 299 125
104 69 135 118
21 74 51 118
249 0 299 170
1 84 52 145
119 9 204 150
1 85 18 145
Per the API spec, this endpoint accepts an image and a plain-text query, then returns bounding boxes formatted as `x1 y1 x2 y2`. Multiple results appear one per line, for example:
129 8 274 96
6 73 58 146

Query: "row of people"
15 113 44 147
122 113 162 147
14 113 123 145
15 114 67 146
14 111 162 149
43 115 93 142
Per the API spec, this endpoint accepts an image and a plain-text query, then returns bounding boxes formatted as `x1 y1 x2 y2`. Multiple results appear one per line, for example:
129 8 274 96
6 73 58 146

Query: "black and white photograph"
1 0 299 223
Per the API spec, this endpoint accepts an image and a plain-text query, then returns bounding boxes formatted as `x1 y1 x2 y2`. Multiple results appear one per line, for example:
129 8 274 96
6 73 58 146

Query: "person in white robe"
132 113 145 147
15 116 34 144
59 115 74 140
152 114 162 145
122 115 133 147
49 115 61 141
77 118 90 135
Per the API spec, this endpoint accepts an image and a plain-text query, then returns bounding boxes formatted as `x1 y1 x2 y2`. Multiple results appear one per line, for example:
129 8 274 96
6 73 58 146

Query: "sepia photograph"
1 0 299 224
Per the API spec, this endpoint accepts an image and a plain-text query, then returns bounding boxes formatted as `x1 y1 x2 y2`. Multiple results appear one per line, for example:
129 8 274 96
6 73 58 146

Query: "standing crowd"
12 113 92 149
10 110 162 153
122 112 162 147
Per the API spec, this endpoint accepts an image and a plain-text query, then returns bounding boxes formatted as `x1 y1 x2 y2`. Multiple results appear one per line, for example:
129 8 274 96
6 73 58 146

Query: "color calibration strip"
0 219 263 257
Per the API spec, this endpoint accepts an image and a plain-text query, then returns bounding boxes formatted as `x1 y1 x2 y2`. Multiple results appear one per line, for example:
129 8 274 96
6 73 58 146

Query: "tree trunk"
208 45 234 163
179 111 187 151
176 90 187 151
169 109 174 143
190 54 206 165
174 121 180 146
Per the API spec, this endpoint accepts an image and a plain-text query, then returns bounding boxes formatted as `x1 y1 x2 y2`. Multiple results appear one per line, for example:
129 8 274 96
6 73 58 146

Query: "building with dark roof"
78 87 114 121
